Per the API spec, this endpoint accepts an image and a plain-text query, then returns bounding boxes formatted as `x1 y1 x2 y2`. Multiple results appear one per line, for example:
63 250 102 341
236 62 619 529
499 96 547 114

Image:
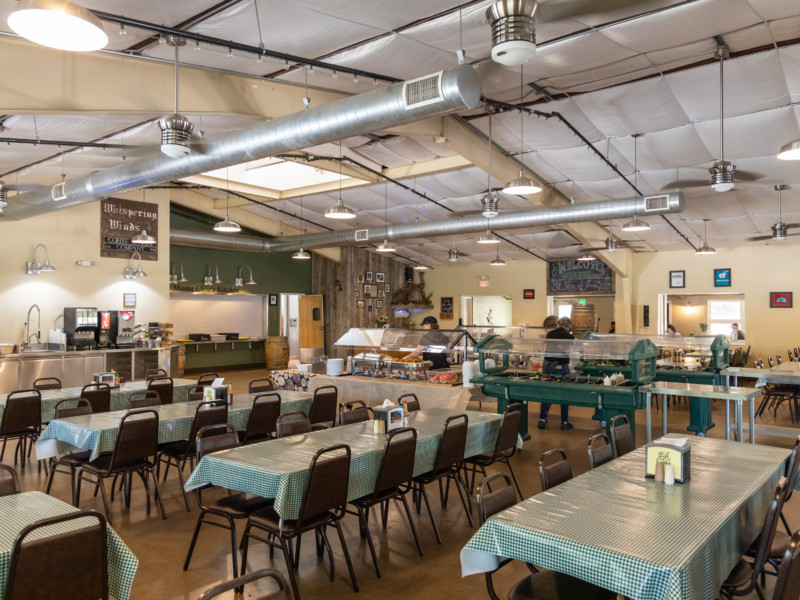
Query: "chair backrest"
539 448 573 491
33 377 62 391
477 472 517 524
297 444 351 525
433 414 469 474
197 568 290 600
195 424 240 462
610 414 635 457
372 427 416 497
54 398 92 419
587 432 614 469
146 368 168 381
186 402 229 455
249 378 275 393
127 390 161 409
1 390 42 434
338 400 372 425
81 383 111 414
784 436 800 504
186 385 205 402
148 377 174 405
111 410 160 469
769 357 775 368
309 386 337 426
197 373 219 386
242 393 281 443
276 411 312 438
749 477 789 591
6 511 108 600
773 529 800 600
491 403 521 460
778 355 784 365
397 393 421 412
0 464 21 496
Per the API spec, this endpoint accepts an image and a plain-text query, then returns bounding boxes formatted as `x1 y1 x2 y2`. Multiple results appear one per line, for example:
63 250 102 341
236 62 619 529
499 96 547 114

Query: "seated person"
731 322 745 340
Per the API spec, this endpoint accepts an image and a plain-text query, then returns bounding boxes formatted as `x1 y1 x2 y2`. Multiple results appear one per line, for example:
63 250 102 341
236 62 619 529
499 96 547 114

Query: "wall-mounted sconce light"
235 266 256 287
204 264 221 286
170 262 188 284
123 252 147 279
26 243 57 274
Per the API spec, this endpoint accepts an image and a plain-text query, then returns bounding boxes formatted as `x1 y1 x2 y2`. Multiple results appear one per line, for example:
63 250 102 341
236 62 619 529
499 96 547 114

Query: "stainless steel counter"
0 345 180 393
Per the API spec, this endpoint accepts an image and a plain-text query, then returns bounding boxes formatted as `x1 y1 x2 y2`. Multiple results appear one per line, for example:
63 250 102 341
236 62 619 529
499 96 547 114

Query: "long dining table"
0 491 138 600
34 390 312 461
185 407 502 520
460 434 790 600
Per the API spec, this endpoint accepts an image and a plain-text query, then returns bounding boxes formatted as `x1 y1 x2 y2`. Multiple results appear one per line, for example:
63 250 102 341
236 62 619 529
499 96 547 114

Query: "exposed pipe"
3 64 481 221
170 192 684 254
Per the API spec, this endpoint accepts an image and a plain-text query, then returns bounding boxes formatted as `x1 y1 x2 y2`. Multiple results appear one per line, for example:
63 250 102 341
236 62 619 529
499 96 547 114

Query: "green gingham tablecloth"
34 391 312 461
0 491 138 600
0 378 198 422
185 407 502 520
460 434 790 600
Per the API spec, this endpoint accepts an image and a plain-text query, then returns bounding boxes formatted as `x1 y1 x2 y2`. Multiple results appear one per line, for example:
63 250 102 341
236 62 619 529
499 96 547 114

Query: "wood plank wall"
312 247 408 357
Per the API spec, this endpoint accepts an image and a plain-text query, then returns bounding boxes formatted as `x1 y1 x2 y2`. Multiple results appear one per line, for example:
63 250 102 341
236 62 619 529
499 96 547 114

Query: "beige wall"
0 190 170 345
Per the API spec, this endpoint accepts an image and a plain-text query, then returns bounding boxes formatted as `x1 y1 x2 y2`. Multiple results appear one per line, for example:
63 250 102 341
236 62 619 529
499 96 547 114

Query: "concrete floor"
10 368 799 599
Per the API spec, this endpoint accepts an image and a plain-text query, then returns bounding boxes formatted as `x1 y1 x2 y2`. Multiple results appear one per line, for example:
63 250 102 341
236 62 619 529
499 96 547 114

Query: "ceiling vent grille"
51 182 67 201
643 194 670 212
354 229 369 242
403 71 443 109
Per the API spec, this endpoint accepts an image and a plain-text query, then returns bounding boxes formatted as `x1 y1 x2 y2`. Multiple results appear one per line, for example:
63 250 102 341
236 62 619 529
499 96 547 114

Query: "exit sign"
479 280 489 288
579 298 587 304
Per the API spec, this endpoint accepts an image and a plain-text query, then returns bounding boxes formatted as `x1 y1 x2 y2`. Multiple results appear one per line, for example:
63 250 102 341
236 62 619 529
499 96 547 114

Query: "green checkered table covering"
0 378 198 422
185 407 502 520
35 391 312 461
0 491 138 600
460 435 790 600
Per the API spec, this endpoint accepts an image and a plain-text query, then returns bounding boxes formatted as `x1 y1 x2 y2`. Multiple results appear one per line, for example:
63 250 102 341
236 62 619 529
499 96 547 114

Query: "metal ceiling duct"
3 64 481 221
171 192 684 254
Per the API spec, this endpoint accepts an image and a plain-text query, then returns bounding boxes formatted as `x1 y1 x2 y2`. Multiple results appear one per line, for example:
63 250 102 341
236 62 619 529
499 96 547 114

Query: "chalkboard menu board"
547 259 614 295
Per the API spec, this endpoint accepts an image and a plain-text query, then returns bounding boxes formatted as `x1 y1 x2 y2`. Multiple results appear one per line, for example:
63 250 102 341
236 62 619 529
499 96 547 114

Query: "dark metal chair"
197 373 219 387
412 413 473 544
127 389 161 409
309 385 337 429
239 393 281 444
276 411 312 438
6 511 108 600
81 383 111 414
587 432 614 469
249 378 275 393
349 427 422 577
773 530 800 600
146 368 168 381
397 392 421 412
183 424 272 580
33 377 62 391
0 464 21 496
338 400 372 425
539 448 572 491
157 401 228 511
240 444 358 600
197 568 290 600
609 414 635 457
186 385 205 402
46 398 93 505
148 376 174 405
77 409 166 524
465 402 523 498
0 389 42 470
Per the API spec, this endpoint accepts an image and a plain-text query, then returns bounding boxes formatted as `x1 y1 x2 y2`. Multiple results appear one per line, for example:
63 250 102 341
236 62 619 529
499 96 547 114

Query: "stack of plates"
327 358 344 376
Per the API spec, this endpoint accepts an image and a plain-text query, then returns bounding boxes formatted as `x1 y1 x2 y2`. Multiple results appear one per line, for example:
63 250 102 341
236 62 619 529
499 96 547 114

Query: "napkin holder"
373 406 404 432
645 442 690 483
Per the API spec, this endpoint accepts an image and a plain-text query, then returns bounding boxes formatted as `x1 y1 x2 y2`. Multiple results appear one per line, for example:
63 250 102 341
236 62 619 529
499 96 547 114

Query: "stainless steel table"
722 367 800 442
643 382 761 444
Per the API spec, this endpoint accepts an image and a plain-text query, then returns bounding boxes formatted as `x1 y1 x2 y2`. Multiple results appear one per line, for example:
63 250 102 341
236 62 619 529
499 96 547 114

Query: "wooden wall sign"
101 197 159 260
547 259 614 295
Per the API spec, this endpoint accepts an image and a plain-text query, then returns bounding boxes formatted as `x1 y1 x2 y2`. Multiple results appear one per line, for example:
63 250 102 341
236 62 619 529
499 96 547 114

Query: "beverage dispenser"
115 310 136 348
64 307 98 350
96 310 119 349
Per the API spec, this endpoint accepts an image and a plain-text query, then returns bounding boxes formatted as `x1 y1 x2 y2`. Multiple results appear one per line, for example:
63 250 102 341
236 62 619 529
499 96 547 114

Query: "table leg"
749 394 756 445
662 393 668 437
725 399 731 441
646 392 652 443
736 400 743 443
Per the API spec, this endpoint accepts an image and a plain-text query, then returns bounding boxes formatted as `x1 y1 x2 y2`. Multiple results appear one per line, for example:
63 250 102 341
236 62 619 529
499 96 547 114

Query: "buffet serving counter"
0 345 179 394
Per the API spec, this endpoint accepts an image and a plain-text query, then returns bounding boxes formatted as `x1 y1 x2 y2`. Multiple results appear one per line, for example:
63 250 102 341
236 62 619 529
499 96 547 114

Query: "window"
558 304 572 320
707 300 744 337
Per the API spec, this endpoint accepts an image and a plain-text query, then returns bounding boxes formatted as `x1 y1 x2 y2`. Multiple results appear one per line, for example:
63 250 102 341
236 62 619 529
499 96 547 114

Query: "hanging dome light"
576 252 596 262
375 240 396 253
504 170 542 195
490 250 506 266
778 139 800 160
292 248 311 260
413 262 429 271
132 229 156 245
8 0 109 52
622 215 650 232
477 229 500 244
326 142 357 219
214 215 241 233
695 219 716 255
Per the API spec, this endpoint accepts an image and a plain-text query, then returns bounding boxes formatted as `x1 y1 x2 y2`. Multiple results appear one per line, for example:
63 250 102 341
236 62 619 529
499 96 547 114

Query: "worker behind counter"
404 316 451 370
538 316 575 431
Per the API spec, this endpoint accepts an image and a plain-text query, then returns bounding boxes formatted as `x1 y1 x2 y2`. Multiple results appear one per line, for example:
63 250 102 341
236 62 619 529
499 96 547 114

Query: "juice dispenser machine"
115 310 136 348
64 307 98 350
96 310 118 349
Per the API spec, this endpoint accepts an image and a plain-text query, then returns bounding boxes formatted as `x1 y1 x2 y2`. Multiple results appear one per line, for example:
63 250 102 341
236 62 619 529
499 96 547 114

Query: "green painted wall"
183 340 266 371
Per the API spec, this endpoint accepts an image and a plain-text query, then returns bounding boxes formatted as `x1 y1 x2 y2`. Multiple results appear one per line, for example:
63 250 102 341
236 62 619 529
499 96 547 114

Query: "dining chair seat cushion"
723 559 753 589
509 571 617 599
237 430 269 444
83 452 150 474
158 440 190 456
207 492 272 519
310 423 330 432
1 426 39 437
467 448 513 466
58 450 92 465
248 505 333 535
750 529 792 559
352 485 403 507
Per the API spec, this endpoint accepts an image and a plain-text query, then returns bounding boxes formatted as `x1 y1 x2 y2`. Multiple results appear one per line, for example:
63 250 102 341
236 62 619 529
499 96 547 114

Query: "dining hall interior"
2 0 800 599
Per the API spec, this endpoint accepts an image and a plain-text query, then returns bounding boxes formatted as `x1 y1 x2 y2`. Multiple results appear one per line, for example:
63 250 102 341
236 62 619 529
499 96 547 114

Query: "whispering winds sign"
100 197 159 260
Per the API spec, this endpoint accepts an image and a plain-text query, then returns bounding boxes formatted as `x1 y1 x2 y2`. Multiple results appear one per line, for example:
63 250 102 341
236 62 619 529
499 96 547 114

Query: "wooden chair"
33 377 62 390
183 424 272 580
309 385 337 429
0 464 20 496
249 378 275 393
45 398 92 505
465 402 523 498
609 414 635 457
397 393 421 412
239 393 281 444
146 368 168 381
587 433 614 469
539 448 572 491
81 383 111 414
338 400 372 425
240 444 358 600
77 409 166 524
148 376 174 405
197 373 219 386
197 569 290 600
276 411 312 438
0 390 42 470
127 390 161 409
6 511 108 600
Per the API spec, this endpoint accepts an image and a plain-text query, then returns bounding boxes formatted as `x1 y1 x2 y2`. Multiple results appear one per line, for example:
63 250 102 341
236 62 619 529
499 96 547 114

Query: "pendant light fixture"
159 36 194 158
413 243 429 270
771 185 788 241
477 229 500 244
778 139 800 161
605 225 619 253
375 183 396 252
123 252 146 279
622 134 650 232
214 168 241 233
481 111 500 218
448 237 459 262
695 219 716 255
8 0 108 52
503 66 542 195
292 196 311 259
325 141 356 219
709 43 735 192
490 248 506 266
577 252 596 262
132 189 156 245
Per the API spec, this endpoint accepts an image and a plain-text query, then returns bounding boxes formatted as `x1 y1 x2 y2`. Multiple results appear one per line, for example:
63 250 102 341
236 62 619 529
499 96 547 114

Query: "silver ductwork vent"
486 0 538 66
354 229 370 242
643 194 670 212
4 64 481 221
403 71 443 109
51 182 67 201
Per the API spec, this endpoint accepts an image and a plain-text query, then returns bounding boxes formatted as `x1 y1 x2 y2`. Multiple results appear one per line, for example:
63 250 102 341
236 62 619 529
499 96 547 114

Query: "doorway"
460 295 512 326
548 295 615 333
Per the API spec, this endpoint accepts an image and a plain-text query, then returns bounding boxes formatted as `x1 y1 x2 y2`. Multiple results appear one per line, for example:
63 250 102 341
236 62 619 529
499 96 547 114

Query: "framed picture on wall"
384 283 391 293
375 272 385 283
770 292 793 308
367 304 373 313
269 294 278 306
364 285 372 298
714 268 731 287
376 300 383 308
358 275 365 284
669 270 685 289
357 300 365 309
366 271 373 282
123 293 136 308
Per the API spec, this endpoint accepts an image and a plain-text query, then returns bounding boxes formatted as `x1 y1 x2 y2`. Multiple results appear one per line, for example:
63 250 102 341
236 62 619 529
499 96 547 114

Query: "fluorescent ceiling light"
8 0 108 52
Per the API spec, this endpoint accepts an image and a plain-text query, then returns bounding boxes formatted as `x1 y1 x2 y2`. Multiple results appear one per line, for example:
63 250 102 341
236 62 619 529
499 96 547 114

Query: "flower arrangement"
375 315 389 328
